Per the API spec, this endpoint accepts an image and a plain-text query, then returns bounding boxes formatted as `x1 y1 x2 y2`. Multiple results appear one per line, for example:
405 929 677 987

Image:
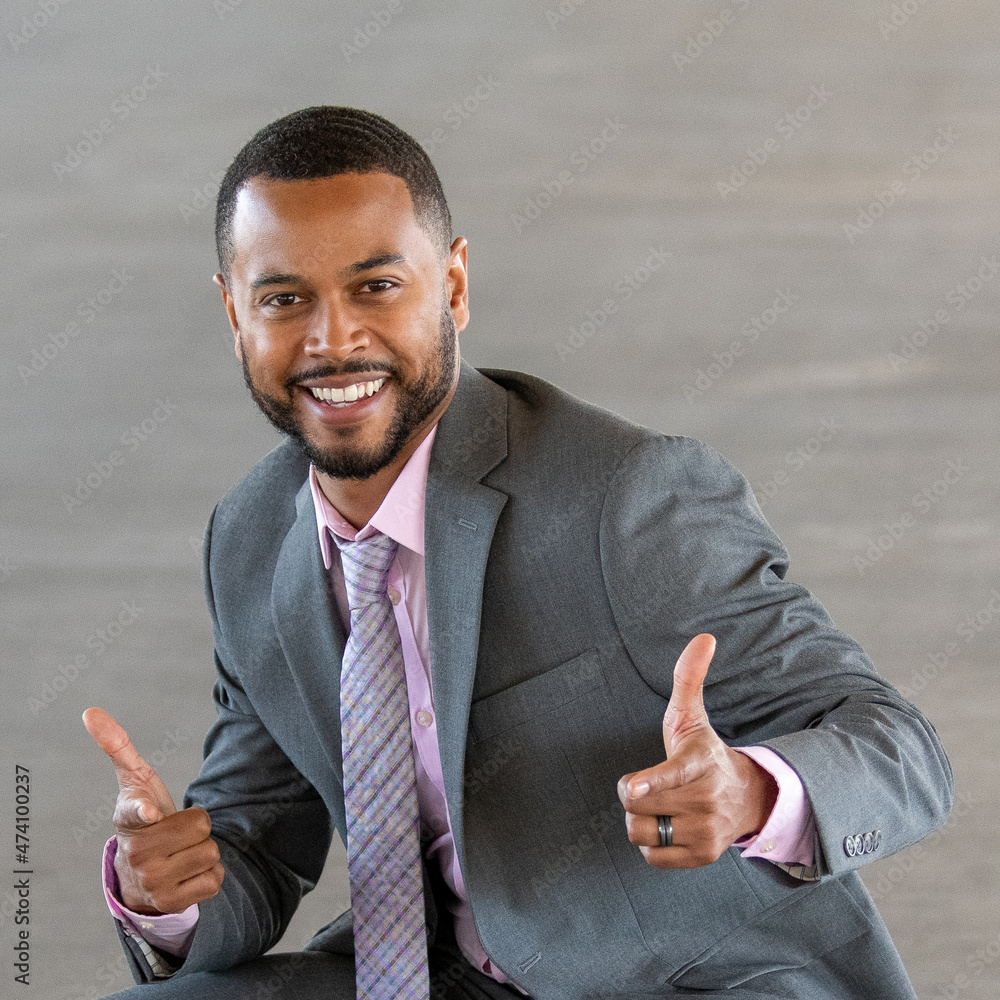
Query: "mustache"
285 359 402 392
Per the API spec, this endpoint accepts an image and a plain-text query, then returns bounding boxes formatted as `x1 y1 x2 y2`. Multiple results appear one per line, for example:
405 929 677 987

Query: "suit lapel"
424 360 509 879
271 477 349 788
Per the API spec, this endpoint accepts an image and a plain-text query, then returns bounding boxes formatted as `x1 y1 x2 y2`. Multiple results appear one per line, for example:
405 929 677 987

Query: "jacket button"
873 830 882 851
844 836 856 857
863 832 873 854
853 834 864 856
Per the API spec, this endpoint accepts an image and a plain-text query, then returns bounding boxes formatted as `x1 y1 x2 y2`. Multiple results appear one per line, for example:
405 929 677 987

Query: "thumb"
82 708 176 826
663 633 716 753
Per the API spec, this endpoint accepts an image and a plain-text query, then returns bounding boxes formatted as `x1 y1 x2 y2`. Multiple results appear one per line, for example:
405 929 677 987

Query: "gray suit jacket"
114 361 952 998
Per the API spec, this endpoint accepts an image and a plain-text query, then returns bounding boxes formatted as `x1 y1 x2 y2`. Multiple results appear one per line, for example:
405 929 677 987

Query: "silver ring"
657 815 673 848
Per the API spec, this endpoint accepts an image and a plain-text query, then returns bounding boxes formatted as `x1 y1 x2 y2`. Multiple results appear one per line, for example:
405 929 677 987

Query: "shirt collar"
308 424 437 568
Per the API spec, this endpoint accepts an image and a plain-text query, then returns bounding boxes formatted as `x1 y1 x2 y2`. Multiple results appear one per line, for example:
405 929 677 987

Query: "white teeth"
310 377 385 405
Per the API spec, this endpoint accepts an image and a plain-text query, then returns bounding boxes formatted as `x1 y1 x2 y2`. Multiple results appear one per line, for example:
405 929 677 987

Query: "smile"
309 378 387 407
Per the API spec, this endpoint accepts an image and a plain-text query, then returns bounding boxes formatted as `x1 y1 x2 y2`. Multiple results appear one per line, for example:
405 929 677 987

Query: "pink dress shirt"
102 422 817 985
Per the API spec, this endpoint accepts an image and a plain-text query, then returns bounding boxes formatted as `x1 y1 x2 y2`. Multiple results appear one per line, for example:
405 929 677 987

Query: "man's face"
216 172 468 480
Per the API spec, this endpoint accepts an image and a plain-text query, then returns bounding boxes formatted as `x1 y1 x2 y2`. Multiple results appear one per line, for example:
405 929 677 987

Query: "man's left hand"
617 633 779 869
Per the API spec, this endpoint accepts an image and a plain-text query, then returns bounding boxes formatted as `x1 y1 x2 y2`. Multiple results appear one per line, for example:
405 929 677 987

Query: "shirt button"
415 709 433 728
387 587 401 605
759 840 777 854
140 922 154 930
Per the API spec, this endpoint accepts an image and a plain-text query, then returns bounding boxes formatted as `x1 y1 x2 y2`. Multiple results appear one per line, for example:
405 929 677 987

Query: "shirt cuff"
730 746 816 866
102 836 199 958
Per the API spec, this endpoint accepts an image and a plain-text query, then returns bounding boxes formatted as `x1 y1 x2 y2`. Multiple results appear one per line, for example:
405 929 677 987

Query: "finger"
663 634 716 752
159 837 222 883
668 634 715 714
631 813 729 870
626 811 675 848
119 807 213 853
617 772 637 807
638 844 712 870
619 752 712 812
116 792 161 831
82 708 155 785
138 861 225 915
172 862 225 911
638 834 729 870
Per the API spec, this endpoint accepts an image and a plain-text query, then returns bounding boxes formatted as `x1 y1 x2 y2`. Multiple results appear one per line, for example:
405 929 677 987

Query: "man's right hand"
83 707 224 915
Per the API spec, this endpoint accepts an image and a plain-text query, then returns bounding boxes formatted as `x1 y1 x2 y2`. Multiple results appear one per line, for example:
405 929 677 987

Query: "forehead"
229 172 431 274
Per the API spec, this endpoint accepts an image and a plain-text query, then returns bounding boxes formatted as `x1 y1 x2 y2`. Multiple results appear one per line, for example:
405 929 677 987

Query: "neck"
315 443 419 530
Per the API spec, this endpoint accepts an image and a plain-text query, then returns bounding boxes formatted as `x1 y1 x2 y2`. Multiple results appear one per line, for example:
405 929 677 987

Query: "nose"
304 299 370 361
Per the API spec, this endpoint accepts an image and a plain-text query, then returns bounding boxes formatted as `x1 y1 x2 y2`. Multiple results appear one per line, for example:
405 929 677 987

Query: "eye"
263 292 301 307
362 279 396 293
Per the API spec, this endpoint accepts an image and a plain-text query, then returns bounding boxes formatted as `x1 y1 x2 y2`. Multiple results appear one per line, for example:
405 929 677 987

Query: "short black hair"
214 106 452 283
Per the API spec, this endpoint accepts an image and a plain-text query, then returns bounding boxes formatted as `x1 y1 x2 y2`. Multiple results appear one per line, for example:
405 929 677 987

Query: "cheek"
243 330 296 378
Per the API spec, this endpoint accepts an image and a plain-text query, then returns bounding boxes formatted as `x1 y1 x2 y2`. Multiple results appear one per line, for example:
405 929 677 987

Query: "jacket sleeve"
598 433 954 879
114 504 333 985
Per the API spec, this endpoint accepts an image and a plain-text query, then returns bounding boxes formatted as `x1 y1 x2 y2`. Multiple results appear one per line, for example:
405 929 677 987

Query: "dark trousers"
102 905 527 1000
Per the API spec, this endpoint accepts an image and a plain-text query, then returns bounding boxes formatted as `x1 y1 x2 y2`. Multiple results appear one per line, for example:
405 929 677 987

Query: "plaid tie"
333 529 430 999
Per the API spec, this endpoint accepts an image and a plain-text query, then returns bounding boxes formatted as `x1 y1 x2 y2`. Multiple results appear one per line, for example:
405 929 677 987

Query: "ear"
212 272 241 358
445 237 469 334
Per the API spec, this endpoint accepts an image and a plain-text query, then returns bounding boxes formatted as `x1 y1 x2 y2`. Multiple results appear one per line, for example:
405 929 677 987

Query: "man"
84 106 953 999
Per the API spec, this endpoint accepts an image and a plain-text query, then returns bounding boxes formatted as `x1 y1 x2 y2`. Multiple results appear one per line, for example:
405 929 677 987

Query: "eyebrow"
249 272 302 292
344 252 408 276
247 252 409 293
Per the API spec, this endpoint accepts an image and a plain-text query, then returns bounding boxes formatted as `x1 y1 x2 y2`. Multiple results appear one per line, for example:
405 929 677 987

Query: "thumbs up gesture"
82 707 224 914
616 634 778 869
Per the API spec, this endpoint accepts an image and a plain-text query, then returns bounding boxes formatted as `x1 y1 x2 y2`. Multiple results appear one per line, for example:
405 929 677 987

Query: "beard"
239 301 457 481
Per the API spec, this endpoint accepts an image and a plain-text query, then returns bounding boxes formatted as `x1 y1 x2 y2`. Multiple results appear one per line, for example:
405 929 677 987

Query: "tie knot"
332 530 398 609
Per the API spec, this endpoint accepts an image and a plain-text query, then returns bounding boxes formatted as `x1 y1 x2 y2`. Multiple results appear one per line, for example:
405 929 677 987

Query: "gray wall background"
1 1 997 997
